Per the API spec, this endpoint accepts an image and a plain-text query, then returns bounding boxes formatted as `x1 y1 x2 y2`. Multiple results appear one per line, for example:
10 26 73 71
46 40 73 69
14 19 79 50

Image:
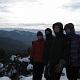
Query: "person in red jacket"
30 31 45 80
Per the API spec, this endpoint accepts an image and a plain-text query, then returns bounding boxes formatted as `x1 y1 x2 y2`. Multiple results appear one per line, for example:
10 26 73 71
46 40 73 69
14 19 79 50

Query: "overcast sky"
0 0 80 30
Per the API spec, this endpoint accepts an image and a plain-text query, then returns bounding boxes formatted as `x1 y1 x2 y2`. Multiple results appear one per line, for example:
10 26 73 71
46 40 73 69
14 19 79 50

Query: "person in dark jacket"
30 31 45 80
49 22 70 80
64 23 80 80
44 28 54 80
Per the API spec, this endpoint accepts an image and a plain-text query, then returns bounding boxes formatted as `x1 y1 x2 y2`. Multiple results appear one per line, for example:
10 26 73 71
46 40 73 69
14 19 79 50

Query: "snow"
22 68 68 80
0 63 3 68
0 76 11 80
27 64 33 70
10 55 17 61
0 55 68 80
19 69 68 80
0 68 68 80
19 58 30 63
10 55 30 63
60 68 68 80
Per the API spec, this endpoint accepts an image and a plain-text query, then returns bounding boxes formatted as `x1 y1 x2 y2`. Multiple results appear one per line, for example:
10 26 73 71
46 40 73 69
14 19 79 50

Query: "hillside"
0 37 28 50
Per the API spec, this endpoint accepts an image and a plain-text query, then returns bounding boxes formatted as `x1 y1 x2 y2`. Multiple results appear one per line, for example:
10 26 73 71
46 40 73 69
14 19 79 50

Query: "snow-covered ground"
19 68 68 80
0 68 68 80
0 55 69 80
0 76 11 80
3 55 80 80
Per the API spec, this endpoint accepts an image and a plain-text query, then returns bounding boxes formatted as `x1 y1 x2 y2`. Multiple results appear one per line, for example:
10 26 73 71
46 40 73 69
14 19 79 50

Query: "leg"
33 62 44 80
66 65 79 80
33 62 39 80
44 66 50 80
50 64 62 80
38 63 44 80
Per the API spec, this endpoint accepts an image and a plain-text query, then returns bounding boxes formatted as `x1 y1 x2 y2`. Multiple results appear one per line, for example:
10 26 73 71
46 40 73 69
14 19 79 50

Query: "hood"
64 23 75 35
45 28 52 39
52 22 63 36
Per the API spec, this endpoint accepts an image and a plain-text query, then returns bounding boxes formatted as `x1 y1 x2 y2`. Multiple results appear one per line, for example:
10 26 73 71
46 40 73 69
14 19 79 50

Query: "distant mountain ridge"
0 30 37 45
0 30 37 54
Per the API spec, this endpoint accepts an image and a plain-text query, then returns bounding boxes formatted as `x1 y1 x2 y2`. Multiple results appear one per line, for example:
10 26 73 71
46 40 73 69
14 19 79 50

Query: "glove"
55 63 63 73
47 61 51 67
60 59 66 66
79 60 80 66
55 59 66 73
30 58 33 65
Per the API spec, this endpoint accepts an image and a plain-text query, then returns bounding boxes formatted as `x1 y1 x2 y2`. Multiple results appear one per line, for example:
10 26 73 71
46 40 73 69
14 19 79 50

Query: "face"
45 31 50 35
37 35 43 39
65 28 70 34
54 25 60 33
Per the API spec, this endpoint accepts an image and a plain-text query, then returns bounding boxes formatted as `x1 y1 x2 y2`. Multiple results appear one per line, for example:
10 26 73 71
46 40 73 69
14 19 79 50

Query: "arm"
61 35 70 61
30 42 35 60
77 35 80 65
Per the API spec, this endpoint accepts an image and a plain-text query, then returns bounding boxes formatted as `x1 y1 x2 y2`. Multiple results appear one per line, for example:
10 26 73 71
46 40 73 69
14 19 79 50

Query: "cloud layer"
63 0 80 11
0 0 39 3
0 0 80 30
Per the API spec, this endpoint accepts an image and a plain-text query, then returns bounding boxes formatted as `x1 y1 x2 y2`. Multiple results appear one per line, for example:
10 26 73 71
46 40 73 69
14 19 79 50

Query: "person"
32 41 34 45
44 28 54 80
28 41 34 54
30 31 45 80
49 22 70 80
64 23 80 80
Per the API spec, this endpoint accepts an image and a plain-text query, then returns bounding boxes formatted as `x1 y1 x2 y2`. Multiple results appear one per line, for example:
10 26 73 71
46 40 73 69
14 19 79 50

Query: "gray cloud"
18 23 51 27
62 1 80 11
0 6 10 12
0 0 39 13
0 0 39 4
0 17 10 23
0 17 4 19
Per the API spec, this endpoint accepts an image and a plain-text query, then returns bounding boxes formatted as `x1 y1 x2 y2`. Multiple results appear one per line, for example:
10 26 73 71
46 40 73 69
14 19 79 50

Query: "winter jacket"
50 22 70 64
44 35 54 65
64 23 80 66
50 34 70 64
30 38 45 63
70 34 80 66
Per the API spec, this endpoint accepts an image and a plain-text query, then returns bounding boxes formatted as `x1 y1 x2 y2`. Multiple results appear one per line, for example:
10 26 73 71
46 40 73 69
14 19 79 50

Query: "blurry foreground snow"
0 55 80 80
0 55 68 80
0 76 11 80
0 68 68 80
19 68 68 80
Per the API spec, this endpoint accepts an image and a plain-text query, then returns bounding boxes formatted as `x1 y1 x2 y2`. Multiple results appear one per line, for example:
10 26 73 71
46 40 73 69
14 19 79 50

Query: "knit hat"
37 31 43 37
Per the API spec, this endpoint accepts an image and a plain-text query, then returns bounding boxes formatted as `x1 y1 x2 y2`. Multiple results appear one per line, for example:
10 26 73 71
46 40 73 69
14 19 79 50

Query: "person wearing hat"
30 31 45 80
64 23 80 80
44 28 54 80
48 22 70 80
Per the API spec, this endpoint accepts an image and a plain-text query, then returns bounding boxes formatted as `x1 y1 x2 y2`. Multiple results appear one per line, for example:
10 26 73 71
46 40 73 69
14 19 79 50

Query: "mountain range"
0 30 37 54
0 29 80 54
0 30 37 44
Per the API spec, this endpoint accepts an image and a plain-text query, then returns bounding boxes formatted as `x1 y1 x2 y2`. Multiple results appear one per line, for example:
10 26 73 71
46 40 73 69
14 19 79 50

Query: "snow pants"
33 62 44 80
66 65 79 80
49 64 63 80
44 66 50 80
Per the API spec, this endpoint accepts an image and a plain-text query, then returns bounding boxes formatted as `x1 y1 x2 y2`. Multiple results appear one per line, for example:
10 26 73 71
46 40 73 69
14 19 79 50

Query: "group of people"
30 22 80 80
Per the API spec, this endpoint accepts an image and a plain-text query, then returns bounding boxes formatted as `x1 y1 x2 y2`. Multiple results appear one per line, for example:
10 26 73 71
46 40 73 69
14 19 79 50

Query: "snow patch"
27 64 33 70
0 76 11 80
